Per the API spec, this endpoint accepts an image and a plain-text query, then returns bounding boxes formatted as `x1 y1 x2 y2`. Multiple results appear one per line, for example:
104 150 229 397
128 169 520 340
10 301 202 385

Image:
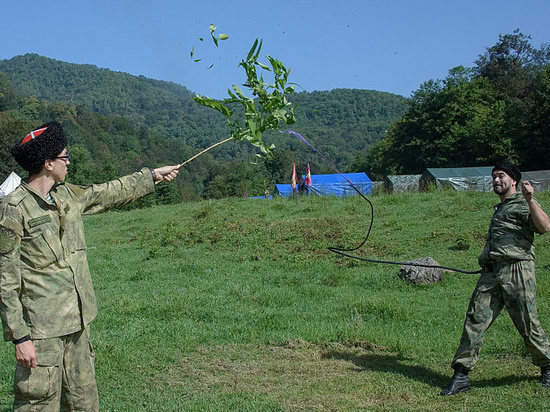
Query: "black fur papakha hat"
11 122 68 173
492 160 522 183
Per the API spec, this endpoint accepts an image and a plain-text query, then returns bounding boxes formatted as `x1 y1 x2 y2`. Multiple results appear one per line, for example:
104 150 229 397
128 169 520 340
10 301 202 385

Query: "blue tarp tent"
274 184 295 198
304 173 372 197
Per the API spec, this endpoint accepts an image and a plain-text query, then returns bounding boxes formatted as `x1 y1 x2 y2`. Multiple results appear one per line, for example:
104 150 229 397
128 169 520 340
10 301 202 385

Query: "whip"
283 130 481 275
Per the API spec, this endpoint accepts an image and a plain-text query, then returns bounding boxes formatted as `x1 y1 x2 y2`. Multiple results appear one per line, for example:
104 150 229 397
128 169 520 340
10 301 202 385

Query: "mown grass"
1 190 550 411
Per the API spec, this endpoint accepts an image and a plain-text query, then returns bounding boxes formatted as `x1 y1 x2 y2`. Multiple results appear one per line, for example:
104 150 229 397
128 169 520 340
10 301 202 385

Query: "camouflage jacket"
0 168 155 341
478 192 543 266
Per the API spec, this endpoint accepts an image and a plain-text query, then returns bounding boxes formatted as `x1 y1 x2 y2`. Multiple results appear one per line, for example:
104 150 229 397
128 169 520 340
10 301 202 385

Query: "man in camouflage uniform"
0 122 180 411
441 160 550 396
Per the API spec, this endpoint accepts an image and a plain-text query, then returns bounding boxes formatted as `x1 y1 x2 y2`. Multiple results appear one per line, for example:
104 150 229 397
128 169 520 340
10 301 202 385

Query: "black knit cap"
11 122 67 173
492 160 522 183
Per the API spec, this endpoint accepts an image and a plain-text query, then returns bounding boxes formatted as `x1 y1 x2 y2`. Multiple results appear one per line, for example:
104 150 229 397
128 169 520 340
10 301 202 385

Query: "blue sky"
2 0 549 99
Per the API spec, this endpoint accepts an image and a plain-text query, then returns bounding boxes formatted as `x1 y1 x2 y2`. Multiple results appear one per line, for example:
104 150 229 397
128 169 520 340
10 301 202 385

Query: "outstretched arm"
522 181 550 234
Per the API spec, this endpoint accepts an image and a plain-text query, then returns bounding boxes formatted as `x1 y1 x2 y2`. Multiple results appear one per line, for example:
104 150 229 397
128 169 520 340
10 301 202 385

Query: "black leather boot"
542 366 550 387
440 367 471 396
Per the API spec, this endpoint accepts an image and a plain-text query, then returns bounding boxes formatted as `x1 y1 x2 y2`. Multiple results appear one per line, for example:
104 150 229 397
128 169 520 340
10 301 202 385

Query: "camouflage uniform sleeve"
68 167 156 215
528 197 546 235
0 203 30 342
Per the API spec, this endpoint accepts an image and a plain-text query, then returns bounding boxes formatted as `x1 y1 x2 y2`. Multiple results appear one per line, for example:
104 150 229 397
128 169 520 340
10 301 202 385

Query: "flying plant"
192 39 297 160
208 24 229 47
187 31 477 275
189 24 229 67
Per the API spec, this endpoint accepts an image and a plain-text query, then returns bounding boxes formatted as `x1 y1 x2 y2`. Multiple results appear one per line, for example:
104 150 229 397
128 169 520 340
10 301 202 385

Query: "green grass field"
1 190 550 411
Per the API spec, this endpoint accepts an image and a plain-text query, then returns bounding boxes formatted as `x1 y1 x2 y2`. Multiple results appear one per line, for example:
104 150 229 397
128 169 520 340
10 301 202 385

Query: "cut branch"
178 136 234 168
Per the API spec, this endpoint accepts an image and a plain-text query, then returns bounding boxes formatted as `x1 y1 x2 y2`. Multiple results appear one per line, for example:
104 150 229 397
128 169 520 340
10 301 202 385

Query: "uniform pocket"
63 212 87 254
14 351 61 400
21 225 61 268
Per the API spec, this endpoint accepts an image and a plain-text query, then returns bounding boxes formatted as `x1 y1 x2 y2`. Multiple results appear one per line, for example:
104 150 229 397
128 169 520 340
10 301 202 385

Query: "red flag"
291 163 297 193
305 162 312 186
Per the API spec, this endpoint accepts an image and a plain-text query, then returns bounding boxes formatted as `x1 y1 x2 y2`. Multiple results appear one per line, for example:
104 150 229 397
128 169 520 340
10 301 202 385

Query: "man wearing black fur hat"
0 122 180 411
441 160 550 396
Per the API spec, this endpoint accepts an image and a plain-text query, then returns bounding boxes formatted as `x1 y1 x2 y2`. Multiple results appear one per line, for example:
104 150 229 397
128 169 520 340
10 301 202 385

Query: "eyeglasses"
53 153 71 163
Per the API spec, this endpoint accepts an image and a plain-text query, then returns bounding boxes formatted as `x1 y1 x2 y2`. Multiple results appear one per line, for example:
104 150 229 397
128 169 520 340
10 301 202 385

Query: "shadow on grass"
322 349 535 390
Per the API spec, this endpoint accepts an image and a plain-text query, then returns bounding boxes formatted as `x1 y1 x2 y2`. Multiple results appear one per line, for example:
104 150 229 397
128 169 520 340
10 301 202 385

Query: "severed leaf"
208 24 228 47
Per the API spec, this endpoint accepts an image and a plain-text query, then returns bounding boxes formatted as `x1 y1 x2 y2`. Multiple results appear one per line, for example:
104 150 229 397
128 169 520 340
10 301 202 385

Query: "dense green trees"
0 55 405 167
0 55 405 199
362 30 550 180
0 78 191 203
3 30 546 197
526 65 550 168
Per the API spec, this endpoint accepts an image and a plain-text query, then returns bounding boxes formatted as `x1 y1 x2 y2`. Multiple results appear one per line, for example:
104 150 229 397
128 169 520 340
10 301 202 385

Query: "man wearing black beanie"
0 122 180 411
441 160 550 396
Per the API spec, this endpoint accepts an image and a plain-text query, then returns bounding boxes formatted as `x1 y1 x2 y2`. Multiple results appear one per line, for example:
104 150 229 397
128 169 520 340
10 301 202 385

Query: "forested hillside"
0 54 406 175
2 30 548 200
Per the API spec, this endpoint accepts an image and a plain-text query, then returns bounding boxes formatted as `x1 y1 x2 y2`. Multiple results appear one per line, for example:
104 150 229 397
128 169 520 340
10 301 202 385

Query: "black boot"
542 366 550 387
440 367 471 396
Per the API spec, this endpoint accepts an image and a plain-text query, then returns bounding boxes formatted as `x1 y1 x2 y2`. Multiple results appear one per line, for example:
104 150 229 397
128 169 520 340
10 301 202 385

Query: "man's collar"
21 180 61 205
496 191 522 208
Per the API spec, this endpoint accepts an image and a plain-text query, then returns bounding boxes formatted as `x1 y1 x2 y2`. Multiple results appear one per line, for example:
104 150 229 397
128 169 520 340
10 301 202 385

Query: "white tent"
0 172 21 198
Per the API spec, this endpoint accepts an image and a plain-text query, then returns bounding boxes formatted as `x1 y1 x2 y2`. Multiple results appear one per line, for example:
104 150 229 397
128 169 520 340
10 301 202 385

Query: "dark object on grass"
440 366 471 396
398 257 444 285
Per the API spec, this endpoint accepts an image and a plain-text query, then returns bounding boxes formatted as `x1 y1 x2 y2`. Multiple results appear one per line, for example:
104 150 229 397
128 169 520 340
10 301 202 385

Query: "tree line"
355 30 550 180
2 30 546 198
0 55 405 201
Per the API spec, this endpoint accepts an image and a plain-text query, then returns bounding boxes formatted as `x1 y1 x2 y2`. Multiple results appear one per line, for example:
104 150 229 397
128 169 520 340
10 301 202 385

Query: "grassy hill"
1 190 549 410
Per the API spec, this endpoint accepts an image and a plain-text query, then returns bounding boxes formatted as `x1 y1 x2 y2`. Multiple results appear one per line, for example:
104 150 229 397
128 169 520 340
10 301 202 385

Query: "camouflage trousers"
13 326 99 412
452 259 550 371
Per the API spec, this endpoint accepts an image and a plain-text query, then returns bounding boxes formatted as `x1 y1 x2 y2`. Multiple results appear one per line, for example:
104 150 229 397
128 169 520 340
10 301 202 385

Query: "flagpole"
305 162 312 187
291 163 297 194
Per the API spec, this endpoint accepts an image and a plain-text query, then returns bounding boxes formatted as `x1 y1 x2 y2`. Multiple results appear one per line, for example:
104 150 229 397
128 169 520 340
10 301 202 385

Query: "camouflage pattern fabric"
452 260 550 370
0 168 154 342
478 192 541 266
13 327 98 411
452 192 550 371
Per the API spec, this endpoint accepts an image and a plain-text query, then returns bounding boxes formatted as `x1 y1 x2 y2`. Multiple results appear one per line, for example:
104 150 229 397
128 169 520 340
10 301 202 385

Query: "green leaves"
209 24 229 47
189 47 201 63
192 39 297 160
190 24 229 67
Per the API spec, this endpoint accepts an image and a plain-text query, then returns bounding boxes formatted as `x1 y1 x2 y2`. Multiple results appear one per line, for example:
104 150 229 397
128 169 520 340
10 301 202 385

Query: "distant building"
420 167 550 192
302 173 373 197
383 174 421 194
522 170 550 192
0 172 21 198
420 167 494 192
273 184 295 198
